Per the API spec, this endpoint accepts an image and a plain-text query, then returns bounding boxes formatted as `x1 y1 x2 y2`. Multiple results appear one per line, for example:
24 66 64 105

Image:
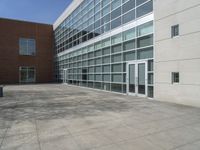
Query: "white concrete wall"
154 0 200 107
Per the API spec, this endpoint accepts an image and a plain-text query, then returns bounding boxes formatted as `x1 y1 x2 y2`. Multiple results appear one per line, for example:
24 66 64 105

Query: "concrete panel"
155 32 200 62
154 0 200 21
155 5 200 40
155 83 200 107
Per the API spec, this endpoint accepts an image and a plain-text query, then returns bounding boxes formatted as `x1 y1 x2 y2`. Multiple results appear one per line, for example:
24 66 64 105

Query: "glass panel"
122 9 135 24
88 59 95 66
95 50 102 57
148 73 153 84
129 64 135 93
112 54 122 62
137 47 153 59
124 51 135 61
95 66 102 73
89 67 94 73
122 0 135 13
103 74 111 82
148 86 154 98
111 34 122 44
136 0 148 6
111 84 122 93
88 74 94 80
111 17 121 29
137 34 153 48
28 39 36 55
103 83 110 91
112 74 122 82
112 64 122 72
138 63 146 94
111 7 121 20
137 21 153 36
95 74 102 81
112 0 121 10
19 39 27 55
94 82 102 89
102 38 111 47
123 40 135 51
88 82 94 88
103 56 110 64
148 60 153 71
95 58 102 65
123 28 136 41
103 65 110 72
20 68 27 82
102 4 110 16
112 44 122 53
136 0 153 18
94 42 101 50
102 47 110 55
102 14 110 25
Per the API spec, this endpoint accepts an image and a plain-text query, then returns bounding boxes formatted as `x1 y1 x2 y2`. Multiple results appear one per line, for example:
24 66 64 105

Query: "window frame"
171 72 180 84
171 24 179 38
19 38 36 56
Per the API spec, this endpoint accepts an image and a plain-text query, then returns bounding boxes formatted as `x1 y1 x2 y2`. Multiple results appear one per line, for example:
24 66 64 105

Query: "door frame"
127 60 148 97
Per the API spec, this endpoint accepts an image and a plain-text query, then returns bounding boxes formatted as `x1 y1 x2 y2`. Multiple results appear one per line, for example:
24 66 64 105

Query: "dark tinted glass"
111 17 122 29
111 7 122 20
136 0 153 18
122 0 135 13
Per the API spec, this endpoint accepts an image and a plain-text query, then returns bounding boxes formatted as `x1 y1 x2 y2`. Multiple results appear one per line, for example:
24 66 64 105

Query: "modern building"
0 18 54 84
54 0 154 98
54 0 200 107
0 0 199 107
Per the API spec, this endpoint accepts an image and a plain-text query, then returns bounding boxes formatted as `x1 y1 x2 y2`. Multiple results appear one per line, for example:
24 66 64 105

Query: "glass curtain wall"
55 21 154 97
54 0 153 54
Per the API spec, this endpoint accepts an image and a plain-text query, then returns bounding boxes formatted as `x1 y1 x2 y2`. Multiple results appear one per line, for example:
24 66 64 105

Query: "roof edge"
53 0 84 30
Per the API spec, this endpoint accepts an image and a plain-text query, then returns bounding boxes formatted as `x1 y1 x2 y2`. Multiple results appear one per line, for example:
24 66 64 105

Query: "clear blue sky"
0 0 72 24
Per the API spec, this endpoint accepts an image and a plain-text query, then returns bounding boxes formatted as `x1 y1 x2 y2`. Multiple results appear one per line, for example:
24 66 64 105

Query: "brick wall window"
19 38 36 56
19 67 36 83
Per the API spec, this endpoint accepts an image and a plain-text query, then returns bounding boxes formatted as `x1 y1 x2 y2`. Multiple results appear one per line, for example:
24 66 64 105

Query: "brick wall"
0 18 54 84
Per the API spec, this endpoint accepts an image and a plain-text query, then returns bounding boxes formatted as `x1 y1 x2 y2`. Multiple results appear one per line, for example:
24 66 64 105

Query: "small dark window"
172 72 179 84
171 25 179 38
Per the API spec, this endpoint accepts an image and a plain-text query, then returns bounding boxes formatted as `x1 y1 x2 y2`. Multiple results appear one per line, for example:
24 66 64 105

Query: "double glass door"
63 69 68 83
127 61 147 97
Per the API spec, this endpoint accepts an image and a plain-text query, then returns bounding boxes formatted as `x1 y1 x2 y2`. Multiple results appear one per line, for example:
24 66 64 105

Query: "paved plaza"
0 84 200 150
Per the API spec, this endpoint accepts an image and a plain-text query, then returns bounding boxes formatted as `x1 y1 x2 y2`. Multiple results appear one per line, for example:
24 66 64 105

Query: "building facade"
154 0 200 106
0 18 54 84
54 0 154 98
1 0 199 107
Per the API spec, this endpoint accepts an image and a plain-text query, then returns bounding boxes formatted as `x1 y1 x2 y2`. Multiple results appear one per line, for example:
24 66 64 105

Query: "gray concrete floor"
0 84 200 150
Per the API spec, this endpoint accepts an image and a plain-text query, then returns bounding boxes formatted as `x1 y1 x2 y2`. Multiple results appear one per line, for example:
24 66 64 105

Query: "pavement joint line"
168 138 200 150
32 97 42 150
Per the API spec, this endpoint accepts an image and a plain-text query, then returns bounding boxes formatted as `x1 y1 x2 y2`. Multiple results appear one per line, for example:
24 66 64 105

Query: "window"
123 28 136 41
111 7 121 20
19 67 36 83
122 9 135 24
137 21 153 36
171 25 179 38
111 17 121 29
136 0 153 18
19 38 36 56
137 34 153 48
172 72 179 84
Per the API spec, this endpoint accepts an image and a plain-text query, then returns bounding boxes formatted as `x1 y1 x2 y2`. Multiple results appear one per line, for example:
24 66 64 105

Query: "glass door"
127 61 147 97
63 69 68 84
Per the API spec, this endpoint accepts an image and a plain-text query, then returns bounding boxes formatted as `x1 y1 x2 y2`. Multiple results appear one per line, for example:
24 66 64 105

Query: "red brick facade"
0 18 54 84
